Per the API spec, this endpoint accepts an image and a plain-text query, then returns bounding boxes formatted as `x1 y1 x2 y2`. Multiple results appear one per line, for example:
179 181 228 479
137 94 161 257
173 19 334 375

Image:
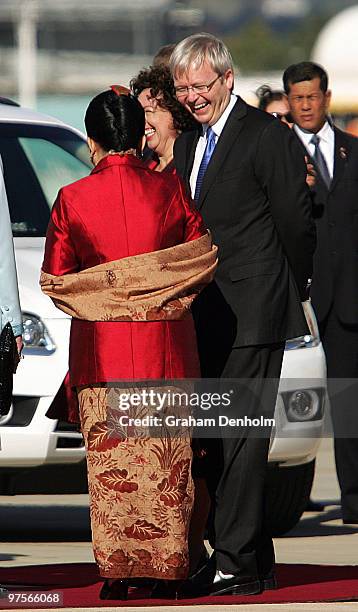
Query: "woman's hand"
15 335 24 357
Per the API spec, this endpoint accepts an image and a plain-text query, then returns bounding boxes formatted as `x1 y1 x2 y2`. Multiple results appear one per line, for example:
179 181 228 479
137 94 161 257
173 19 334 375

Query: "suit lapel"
197 97 247 209
330 127 350 193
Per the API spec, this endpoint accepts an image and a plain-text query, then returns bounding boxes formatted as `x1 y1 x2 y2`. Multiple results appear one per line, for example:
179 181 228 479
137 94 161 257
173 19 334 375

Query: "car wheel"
266 459 315 536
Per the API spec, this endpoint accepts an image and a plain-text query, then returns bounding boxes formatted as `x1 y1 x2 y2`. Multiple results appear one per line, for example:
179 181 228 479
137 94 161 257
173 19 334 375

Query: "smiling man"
170 34 316 597
284 61 358 526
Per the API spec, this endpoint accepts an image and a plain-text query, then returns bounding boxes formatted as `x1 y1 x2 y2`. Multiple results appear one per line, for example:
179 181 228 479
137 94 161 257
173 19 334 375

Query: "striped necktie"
194 127 216 203
310 134 331 188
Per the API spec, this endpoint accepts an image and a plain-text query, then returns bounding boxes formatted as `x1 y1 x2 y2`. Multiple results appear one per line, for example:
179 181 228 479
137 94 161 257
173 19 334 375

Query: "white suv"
0 97 90 468
0 98 326 534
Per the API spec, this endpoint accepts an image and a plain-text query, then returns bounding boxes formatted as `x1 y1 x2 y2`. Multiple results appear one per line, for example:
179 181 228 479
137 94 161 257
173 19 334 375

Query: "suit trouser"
319 308 358 520
203 343 284 577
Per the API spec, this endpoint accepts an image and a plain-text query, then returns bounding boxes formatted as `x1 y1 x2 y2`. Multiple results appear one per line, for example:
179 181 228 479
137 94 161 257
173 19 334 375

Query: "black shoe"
99 579 129 600
208 571 262 596
129 577 155 588
260 570 277 590
150 579 181 599
180 558 261 598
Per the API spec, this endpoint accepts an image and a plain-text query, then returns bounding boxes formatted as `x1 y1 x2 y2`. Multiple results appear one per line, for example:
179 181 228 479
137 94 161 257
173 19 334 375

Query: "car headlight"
285 300 320 350
22 312 56 354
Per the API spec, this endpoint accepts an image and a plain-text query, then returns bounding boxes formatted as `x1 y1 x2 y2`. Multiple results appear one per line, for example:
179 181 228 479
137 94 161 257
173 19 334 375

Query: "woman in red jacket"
41 89 216 600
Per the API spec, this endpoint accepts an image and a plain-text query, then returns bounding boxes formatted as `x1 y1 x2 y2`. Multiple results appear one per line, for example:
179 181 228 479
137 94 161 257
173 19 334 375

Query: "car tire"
266 459 315 536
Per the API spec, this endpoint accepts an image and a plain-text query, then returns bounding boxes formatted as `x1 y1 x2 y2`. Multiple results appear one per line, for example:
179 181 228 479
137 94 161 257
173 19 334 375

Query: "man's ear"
224 69 234 92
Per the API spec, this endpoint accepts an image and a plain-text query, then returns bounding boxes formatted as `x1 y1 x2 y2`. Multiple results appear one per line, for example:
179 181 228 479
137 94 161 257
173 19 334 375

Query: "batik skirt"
77 383 194 580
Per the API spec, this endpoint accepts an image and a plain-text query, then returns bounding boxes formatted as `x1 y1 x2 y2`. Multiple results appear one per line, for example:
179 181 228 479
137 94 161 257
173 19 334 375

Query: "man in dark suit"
284 61 358 525
170 34 316 596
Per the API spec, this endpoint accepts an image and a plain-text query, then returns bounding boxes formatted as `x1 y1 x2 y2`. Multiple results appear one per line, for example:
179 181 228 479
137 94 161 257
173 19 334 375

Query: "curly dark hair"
130 65 198 133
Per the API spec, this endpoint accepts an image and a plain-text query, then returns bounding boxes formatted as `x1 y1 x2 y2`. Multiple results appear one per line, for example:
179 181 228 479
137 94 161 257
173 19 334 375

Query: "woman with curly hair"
131 65 198 172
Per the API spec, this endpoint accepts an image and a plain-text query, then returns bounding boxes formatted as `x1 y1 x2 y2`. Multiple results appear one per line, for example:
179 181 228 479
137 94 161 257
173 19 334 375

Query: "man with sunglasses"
170 33 315 597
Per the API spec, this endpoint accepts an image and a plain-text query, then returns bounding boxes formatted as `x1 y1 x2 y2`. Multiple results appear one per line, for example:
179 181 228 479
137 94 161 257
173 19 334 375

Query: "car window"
0 123 91 237
19 137 89 208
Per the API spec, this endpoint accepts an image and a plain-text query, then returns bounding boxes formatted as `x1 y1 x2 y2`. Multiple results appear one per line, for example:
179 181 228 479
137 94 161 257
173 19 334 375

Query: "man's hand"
305 155 316 188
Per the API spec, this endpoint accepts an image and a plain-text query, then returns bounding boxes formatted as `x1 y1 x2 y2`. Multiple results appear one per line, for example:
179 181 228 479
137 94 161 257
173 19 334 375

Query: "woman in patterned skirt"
41 88 217 600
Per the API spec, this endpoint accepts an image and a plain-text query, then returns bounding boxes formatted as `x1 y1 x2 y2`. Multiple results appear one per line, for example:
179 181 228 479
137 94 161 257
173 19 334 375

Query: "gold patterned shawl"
40 232 217 321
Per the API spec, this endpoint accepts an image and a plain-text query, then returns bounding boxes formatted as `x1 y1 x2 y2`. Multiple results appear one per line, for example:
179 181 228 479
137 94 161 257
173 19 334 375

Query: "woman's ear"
87 137 98 166
87 136 95 154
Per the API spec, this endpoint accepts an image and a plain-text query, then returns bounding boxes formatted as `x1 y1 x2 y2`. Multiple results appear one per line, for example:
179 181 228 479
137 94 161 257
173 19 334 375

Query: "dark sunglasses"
272 111 293 123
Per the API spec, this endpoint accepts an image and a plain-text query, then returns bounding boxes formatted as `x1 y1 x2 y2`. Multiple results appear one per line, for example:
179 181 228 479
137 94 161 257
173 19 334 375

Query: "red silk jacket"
42 154 205 387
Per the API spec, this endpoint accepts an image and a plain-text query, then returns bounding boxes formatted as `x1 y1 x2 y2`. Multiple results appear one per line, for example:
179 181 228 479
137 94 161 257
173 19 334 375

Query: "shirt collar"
294 120 334 145
316 120 334 144
203 93 237 139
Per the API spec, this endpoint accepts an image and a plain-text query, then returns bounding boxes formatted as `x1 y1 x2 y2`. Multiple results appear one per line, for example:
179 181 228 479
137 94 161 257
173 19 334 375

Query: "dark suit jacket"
174 97 316 360
295 126 358 325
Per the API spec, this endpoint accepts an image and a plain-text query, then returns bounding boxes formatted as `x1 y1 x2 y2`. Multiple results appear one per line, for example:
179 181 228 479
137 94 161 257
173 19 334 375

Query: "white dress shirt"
294 120 335 179
190 93 237 199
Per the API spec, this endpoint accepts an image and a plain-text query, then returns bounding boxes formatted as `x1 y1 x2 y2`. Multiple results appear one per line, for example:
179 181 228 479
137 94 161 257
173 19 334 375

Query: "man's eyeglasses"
272 111 293 124
175 74 222 98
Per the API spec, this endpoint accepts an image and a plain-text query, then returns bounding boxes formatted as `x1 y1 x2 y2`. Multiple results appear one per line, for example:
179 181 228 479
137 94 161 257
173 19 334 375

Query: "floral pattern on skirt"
77 384 194 580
